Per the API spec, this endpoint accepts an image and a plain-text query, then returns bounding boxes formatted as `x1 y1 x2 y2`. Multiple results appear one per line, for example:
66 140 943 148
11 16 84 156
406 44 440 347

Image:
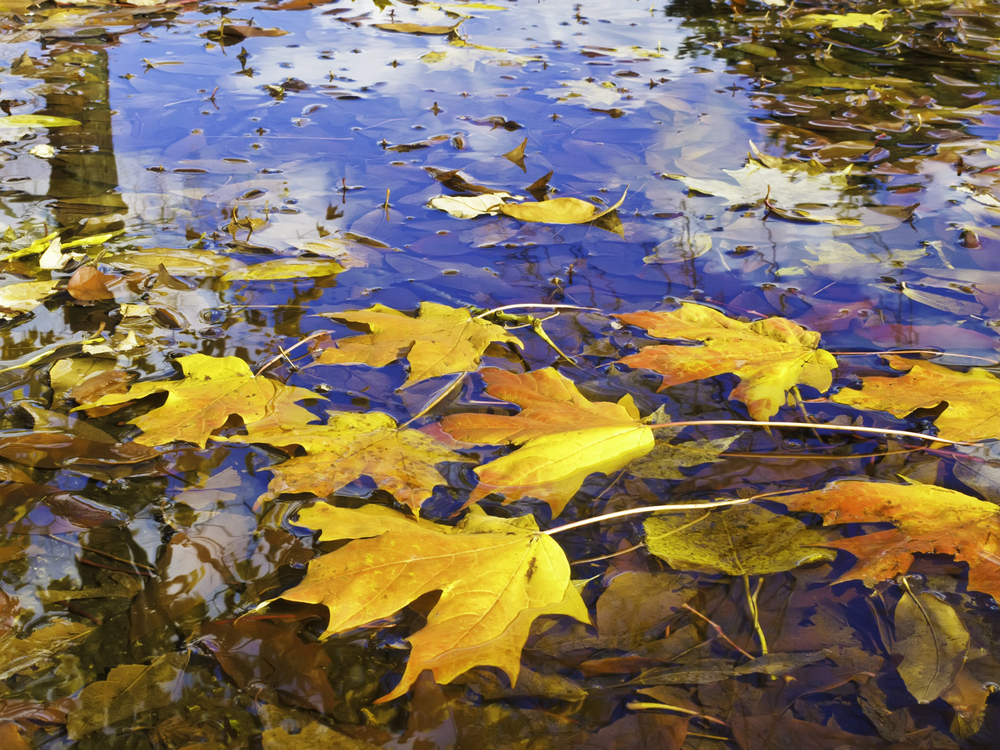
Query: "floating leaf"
279 504 590 702
0 115 80 128
428 193 508 219
67 652 189 740
832 356 1000 442
616 303 836 421
644 504 836 575
894 588 969 704
778 481 1000 600
439 367 654 515
230 410 472 510
73 354 317 448
373 21 463 34
503 137 527 170
498 189 626 225
0 280 59 319
788 11 892 31
316 302 521 388
222 257 345 281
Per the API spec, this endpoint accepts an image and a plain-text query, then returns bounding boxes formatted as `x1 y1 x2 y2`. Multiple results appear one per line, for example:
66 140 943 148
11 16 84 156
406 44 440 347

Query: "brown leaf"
66 266 116 302
503 138 527 171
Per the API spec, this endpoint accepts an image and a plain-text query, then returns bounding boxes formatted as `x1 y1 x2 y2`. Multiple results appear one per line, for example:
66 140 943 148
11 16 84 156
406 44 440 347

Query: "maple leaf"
438 367 654 515
230 410 472 510
832 355 1000 442
778 480 1000 600
279 503 590 702
72 354 317 448
316 302 521 388
615 303 837 421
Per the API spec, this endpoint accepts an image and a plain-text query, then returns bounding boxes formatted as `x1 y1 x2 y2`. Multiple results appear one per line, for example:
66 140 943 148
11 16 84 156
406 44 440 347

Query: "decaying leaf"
893 587 969 704
644 504 836 575
316 302 521 388
67 652 189 740
72 354 317 448
628 433 738 480
428 193 508 219
279 504 590 702
832 356 1000 442
230 410 472 510
0 621 92 681
439 367 654 515
498 189 626 225
778 480 1000 600
616 303 837 421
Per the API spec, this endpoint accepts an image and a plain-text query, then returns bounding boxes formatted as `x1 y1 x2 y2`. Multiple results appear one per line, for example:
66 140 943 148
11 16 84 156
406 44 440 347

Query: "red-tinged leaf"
777 480 1000 599
66 266 116 302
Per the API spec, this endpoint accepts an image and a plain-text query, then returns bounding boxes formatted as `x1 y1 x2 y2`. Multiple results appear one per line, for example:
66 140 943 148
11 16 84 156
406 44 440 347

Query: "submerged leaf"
316 302 521 388
894 588 969 704
67 652 189 740
644 504 836 575
280 504 590 702
231 410 472 510
73 354 317 448
222 257 345 281
439 367 654 515
616 303 836 421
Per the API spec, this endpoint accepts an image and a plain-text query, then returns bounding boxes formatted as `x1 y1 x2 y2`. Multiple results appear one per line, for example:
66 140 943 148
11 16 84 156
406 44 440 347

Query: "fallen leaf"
788 10 892 31
498 189 626 225
439 367 654 515
0 280 59 319
831 356 1000 442
0 115 79 128
0 621 92 681
643 233 712 264
644 504 836 575
222 257 345 281
280 504 590 702
503 137 527 170
777 480 1000 600
628 433 738 480
616 303 837 421
373 21 463 34
202 25 288 40
316 302 521 388
263 722 380 749
428 193 508 219
230 410 472 510
893 587 969 704
72 353 318 448
67 652 189 740
0 724 28 750
66 266 116 302
941 668 990 738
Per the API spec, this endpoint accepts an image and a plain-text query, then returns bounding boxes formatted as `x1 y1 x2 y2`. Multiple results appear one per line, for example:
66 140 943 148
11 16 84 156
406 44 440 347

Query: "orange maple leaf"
832 355 1000 442
778 480 1000 600
279 504 590 702
438 367 654 515
614 303 836 421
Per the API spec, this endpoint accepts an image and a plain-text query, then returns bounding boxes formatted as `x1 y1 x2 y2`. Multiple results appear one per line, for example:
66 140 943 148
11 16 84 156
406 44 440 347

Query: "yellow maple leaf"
615 303 837 421
72 354 317 448
832 355 1000 442
279 503 590 702
316 302 521 388
230 410 471 510
439 367 654 515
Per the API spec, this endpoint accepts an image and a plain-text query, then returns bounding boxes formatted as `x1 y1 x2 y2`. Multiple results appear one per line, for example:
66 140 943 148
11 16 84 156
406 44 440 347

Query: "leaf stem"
626 701 727 726
543 498 750 536
648 420 972 447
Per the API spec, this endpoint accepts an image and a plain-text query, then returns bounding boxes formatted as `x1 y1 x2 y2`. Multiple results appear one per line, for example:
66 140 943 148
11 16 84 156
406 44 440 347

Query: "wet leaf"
222 257 345 281
643 233 712 264
279 504 590 702
644 504 836 575
893 588 969 704
105 248 246 277
262 722 380 749
498 189 626 225
832 355 1000 442
0 621 92 681
66 266 116 303
941 668 990 738
616 303 836 421
373 21 463 34
73 353 317 448
428 193 508 219
503 137 527 170
439 367 654 515
0 280 59 319
67 652 189 740
231 410 472 510
316 302 521 388
778 480 1000 599
0 115 79 128
788 11 892 31
629 433 738 480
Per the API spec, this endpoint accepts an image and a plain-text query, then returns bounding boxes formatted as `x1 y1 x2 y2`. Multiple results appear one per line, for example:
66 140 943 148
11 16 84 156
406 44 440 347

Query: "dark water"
3 0 1000 747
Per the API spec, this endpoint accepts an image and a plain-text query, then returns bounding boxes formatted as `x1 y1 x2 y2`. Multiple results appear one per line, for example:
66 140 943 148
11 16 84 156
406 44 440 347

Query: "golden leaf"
498 188 626 224
316 302 521 388
279 504 590 702
439 367 654 515
72 354 317 448
616 303 836 421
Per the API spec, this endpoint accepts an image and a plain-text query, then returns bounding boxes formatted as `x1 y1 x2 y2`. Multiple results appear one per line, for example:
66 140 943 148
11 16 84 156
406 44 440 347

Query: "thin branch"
571 542 645 565
400 374 465 428
255 331 330 377
648 419 973 447
833 349 998 364
626 701 727 727
543 498 750 536
682 603 755 660
473 303 598 319
48 534 157 573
